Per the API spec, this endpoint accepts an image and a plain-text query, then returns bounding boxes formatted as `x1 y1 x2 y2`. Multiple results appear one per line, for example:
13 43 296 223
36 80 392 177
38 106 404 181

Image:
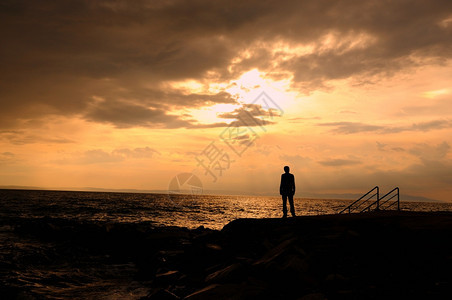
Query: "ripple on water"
1 189 451 299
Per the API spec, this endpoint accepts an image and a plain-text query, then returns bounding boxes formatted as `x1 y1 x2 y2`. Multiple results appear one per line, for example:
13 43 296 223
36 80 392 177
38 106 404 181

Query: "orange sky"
1 1 451 201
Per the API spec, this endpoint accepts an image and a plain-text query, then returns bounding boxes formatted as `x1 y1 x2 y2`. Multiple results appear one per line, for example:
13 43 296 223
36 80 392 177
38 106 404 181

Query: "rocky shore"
2 211 452 299
139 211 452 299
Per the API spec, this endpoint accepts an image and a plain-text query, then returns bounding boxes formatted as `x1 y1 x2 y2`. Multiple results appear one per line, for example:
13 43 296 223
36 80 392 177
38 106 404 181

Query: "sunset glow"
1 0 451 201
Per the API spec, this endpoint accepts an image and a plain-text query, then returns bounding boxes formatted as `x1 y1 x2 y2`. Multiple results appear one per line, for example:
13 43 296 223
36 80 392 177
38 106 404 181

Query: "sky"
1 0 452 201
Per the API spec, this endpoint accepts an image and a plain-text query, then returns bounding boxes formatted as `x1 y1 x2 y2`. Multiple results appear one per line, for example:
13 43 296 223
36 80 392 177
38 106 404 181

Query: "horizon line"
0 185 443 203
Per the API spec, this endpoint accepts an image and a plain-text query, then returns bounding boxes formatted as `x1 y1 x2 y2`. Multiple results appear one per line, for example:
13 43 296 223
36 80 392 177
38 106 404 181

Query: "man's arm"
292 174 296 195
280 174 283 195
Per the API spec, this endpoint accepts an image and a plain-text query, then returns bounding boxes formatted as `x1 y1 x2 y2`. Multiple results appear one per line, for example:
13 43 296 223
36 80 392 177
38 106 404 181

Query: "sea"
1 189 451 299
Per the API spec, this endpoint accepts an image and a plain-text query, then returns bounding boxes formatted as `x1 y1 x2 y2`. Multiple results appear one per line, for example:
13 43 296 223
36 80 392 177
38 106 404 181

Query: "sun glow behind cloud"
171 69 298 124
422 89 450 99
226 69 296 107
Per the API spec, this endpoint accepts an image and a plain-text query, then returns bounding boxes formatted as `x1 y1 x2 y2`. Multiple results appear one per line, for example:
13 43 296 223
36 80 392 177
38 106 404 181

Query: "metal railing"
339 186 379 214
339 186 400 214
378 187 400 211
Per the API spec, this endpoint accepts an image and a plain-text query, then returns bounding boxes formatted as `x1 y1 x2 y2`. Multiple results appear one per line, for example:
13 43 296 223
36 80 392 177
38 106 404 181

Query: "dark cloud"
319 119 452 134
84 97 278 128
85 99 194 129
217 103 277 128
1 0 452 129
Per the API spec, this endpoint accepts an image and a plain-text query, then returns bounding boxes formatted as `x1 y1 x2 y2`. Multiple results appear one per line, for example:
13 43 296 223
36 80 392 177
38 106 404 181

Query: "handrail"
355 192 379 212
359 195 380 213
340 186 400 214
379 187 400 211
339 186 379 214
379 193 397 207
383 201 398 210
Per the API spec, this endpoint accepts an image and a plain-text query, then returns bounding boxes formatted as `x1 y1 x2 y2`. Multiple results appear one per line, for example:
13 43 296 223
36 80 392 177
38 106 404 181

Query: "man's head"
284 166 290 173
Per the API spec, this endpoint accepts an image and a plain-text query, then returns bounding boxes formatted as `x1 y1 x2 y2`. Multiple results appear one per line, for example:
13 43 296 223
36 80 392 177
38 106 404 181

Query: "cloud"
376 142 406 152
376 142 387 151
408 142 450 160
403 158 452 187
84 97 279 129
318 122 384 134
217 103 278 128
319 119 452 134
318 158 362 167
287 117 322 124
279 154 313 168
369 148 452 196
398 98 452 117
407 119 452 132
60 146 160 165
112 147 160 158
2 0 452 129
0 151 16 166
78 150 124 164
0 130 74 145
85 99 194 129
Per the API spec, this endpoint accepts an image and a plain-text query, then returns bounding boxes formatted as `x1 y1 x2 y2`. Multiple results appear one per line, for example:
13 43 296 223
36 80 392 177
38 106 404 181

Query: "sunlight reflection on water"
1 190 452 230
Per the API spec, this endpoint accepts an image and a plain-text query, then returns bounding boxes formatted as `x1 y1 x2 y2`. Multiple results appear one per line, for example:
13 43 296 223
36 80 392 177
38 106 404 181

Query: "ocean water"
1 189 451 299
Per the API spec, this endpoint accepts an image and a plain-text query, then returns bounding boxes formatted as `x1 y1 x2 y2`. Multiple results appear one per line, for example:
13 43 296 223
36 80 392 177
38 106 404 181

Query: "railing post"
376 186 380 210
397 187 400 211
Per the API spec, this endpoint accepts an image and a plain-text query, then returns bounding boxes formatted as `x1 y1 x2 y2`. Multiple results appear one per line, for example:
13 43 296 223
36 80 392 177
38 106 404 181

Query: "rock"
155 270 181 284
280 254 309 274
183 284 226 300
253 237 301 266
205 243 222 251
0 285 37 300
143 288 180 300
184 283 267 300
205 263 244 283
324 273 350 293
298 292 328 300
325 273 347 282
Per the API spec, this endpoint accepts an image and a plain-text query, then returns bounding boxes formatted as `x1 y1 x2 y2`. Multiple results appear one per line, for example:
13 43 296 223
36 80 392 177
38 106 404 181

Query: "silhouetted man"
280 166 296 218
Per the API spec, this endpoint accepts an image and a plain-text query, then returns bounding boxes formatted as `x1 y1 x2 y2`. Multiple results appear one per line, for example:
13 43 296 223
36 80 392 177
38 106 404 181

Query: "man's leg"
288 194 296 217
282 195 288 217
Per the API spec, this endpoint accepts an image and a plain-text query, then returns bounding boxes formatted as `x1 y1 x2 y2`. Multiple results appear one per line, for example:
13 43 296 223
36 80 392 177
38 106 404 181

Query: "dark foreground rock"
138 211 452 299
4 211 452 299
